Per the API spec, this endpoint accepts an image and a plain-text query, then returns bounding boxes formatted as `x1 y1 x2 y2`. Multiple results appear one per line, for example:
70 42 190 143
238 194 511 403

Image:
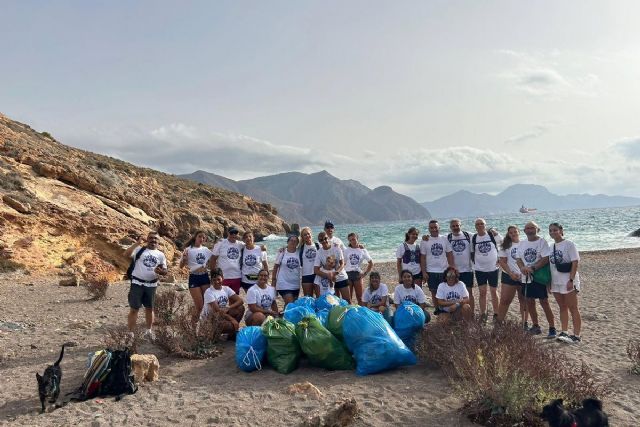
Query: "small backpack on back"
126 247 147 280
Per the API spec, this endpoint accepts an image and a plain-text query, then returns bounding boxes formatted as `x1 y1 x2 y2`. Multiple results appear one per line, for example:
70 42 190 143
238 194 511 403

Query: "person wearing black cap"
209 226 244 294
324 220 345 249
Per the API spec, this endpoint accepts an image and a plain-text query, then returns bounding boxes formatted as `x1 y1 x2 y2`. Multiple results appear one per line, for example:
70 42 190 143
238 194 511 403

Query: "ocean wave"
263 234 286 241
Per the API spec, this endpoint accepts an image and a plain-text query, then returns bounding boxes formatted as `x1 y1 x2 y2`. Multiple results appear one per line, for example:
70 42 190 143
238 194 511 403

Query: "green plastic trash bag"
327 304 358 341
261 317 301 374
295 316 354 371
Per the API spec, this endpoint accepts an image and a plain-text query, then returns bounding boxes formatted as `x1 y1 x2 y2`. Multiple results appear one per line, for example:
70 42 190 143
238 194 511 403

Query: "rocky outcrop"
629 228 640 237
0 113 286 280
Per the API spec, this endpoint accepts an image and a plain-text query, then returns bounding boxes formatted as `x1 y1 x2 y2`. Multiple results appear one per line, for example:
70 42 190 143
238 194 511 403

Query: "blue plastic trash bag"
292 296 317 311
393 301 426 350
343 306 416 375
315 294 348 312
235 326 268 372
316 309 330 327
283 305 316 325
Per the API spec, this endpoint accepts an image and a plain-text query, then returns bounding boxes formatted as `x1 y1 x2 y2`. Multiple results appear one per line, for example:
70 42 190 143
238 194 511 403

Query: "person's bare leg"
539 298 555 328
354 278 364 305
189 288 205 314
467 287 475 315
478 285 488 317
302 282 314 297
337 286 351 302
527 298 539 326
566 291 582 336
517 288 528 324
490 286 500 314
144 308 154 330
497 285 517 322
553 293 569 331
127 308 139 331
461 304 472 321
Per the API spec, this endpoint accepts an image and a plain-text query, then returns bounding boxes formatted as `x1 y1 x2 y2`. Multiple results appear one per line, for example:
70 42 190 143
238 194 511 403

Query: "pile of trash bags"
235 294 425 376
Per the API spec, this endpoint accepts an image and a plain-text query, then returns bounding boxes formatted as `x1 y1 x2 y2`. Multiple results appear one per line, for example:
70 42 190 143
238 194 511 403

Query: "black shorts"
128 283 157 309
459 272 474 288
335 279 349 289
277 289 299 298
412 272 423 281
475 270 499 287
501 273 521 286
426 272 445 291
522 281 548 299
241 281 255 292
188 273 210 289
301 274 316 284
347 271 361 282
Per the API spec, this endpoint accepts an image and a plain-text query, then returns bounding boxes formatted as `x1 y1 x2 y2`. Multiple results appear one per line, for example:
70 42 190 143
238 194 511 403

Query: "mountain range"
422 184 640 218
179 170 431 225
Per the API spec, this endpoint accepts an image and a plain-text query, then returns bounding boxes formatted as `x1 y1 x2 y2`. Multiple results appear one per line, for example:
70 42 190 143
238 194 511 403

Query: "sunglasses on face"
319 237 329 242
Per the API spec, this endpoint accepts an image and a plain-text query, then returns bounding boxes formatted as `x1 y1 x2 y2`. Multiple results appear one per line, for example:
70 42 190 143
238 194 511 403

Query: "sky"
2 1 640 201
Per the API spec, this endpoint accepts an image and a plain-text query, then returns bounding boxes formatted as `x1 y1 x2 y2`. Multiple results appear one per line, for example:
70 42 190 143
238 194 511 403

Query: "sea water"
263 206 640 262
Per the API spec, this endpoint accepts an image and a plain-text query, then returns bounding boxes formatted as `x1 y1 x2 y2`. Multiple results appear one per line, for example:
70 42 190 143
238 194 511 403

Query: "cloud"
504 124 550 144
611 137 640 159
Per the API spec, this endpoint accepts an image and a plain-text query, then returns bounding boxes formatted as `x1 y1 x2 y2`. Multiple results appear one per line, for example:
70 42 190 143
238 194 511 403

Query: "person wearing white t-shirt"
314 231 350 300
324 220 345 249
179 230 213 314
445 219 475 313
210 226 245 294
516 221 557 338
314 256 336 296
344 232 374 305
471 218 503 323
299 227 320 297
419 220 454 309
435 267 472 322
496 225 528 327
245 269 279 326
393 270 431 324
239 231 269 293
362 272 390 321
201 268 245 336
548 223 582 344
124 232 168 339
272 235 302 306
396 227 422 286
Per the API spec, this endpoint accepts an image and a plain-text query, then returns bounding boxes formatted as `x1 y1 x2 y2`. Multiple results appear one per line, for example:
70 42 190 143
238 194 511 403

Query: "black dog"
541 398 609 427
36 345 65 413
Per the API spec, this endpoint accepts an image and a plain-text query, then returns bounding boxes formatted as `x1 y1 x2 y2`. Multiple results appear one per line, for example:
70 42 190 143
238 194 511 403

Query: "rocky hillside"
0 114 286 280
180 170 431 224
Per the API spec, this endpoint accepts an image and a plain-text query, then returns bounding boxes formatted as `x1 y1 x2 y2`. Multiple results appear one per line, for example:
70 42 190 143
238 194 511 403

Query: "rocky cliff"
0 114 286 280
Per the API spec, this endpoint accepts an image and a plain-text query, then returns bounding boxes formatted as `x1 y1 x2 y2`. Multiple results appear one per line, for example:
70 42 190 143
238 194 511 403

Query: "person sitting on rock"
244 269 279 326
124 231 168 340
435 267 472 322
362 271 390 321
393 269 430 323
200 268 245 337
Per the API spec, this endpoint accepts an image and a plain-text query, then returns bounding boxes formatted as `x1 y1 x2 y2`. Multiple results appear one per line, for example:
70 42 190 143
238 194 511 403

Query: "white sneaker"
143 329 155 341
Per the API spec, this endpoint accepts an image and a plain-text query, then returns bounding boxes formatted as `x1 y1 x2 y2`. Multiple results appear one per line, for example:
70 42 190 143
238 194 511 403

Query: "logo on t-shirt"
349 253 360 265
524 248 537 263
431 243 444 257
217 295 229 307
551 249 563 264
320 277 330 288
142 254 158 268
451 240 466 253
227 247 240 260
478 242 492 254
305 248 317 259
244 254 257 266
195 253 206 265
370 294 381 304
403 295 417 303
259 293 273 307
445 290 461 300
510 247 518 260
286 257 300 269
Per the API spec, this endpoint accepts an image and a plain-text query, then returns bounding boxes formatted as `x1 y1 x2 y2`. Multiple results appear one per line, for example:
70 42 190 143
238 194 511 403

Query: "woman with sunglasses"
299 227 320 297
396 227 422 286
272 235 302 307
314 231 350 301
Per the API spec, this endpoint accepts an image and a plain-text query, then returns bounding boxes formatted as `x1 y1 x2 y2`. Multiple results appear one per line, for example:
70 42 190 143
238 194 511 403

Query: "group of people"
124 218 582 344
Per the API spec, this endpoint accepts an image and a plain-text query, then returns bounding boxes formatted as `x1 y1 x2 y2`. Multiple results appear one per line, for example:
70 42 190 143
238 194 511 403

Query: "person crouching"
200 268 245 338
435 267 473 322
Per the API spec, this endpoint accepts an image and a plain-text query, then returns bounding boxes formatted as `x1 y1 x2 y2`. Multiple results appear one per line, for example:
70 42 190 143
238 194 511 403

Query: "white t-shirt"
299 243 319 276
549 240 581 287
314 245 348 282
329 235 345 249
313 268 335 296
183 246 213 273
393 285 427 305
343 247 372 273
471 233 502 272
201 286 235 318
420 236 452 273
435 281 469 302
362 283 389 306
240 246 267 285
130 247 167 287
517 237 551 268
498 241 522 277
245 284 277 314
395 242 421 275
212 239 244 279
448 232 473 272
275 250 301 290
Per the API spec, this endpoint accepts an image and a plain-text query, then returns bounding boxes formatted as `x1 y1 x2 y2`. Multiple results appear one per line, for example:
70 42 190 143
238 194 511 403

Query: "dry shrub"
153 289 187 326
103 325 143 354
627 339 640 375
155 306 223 359
86 277 109 300
0 258 25 272
417 321 610 426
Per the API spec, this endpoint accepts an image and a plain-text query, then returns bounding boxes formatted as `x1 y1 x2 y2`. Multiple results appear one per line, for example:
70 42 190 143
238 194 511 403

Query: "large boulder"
629 228 640 237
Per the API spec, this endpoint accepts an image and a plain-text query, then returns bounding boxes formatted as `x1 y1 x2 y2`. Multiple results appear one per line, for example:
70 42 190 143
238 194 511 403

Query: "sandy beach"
1 248 639 426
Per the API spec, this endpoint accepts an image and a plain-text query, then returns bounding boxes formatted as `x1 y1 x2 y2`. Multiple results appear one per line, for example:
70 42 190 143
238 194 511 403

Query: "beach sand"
1 248 639 426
